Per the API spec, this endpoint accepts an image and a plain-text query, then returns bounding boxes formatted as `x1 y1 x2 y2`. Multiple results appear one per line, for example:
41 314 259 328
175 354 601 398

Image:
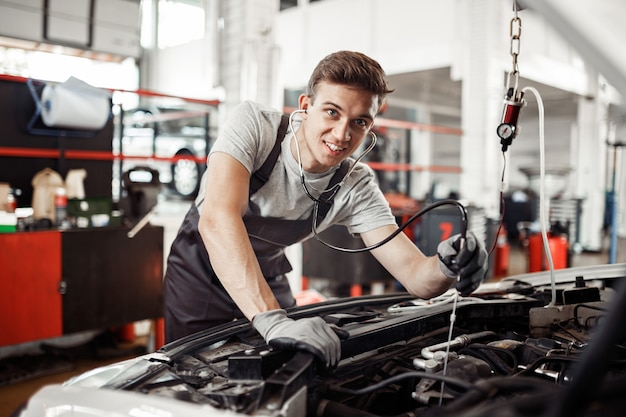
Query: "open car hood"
19 263 626 417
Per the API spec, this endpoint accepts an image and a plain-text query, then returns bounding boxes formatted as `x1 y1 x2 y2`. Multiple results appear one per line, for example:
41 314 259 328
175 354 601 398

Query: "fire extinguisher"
527 226 569 272
493 227 510 278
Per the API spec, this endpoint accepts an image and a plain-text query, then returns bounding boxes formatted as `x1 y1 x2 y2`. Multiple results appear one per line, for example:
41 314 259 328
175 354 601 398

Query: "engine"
100 276 626 417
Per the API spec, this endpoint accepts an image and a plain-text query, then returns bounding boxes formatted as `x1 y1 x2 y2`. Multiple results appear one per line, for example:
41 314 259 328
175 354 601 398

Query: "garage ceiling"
384 0 625 122
387 68 462 112
386 67 578 121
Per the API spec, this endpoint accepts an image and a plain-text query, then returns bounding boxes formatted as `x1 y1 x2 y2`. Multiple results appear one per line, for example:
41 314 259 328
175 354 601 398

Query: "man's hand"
437 232 488 296
252 309 345 368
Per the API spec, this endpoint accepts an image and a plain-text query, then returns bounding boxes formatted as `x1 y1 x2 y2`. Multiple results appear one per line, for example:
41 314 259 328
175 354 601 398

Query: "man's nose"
333 122 351 141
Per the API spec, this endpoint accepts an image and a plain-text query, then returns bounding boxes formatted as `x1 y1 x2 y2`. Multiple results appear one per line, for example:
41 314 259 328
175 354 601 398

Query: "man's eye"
326 109 338 117
355 119 368 127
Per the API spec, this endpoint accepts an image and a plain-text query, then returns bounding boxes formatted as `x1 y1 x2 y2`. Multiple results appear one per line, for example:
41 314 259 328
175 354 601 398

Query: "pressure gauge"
497 123 516 140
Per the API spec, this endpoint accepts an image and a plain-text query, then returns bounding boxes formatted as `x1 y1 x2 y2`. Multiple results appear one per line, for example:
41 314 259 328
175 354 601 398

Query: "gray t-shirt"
196 100 395 240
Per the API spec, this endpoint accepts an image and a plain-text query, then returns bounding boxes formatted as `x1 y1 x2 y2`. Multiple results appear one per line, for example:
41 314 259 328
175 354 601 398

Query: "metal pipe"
420 331 496 360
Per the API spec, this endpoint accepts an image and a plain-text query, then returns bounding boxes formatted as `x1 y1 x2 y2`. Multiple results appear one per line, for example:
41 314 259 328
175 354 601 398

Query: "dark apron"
163 115 348 342
163 204 312 342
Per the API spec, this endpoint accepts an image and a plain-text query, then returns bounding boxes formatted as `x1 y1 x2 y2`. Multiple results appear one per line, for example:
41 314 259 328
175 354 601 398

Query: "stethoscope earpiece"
288 108 377 202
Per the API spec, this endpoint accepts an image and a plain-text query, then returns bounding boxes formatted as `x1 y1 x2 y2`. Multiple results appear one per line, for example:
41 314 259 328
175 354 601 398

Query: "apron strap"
249 114 289 195
247 112 348 222
316 160 350 221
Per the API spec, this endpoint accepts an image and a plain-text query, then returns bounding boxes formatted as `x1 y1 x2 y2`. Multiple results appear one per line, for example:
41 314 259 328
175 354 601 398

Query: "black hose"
316 400 381 417
443 374 559 413
312 198 468 253
442 372 626 417
460 343 518 375
317 399 431 417
328 371 477 396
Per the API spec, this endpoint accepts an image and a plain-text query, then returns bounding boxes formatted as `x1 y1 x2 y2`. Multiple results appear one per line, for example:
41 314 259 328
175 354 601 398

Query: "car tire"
170 150 201 199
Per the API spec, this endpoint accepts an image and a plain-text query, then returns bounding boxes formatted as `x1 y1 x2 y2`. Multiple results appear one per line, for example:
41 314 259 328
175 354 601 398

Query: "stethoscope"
288 108 378 202
288 108 468 253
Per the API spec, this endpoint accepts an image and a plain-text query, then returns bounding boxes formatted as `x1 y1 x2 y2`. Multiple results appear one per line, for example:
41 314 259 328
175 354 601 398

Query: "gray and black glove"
437 231 488 296
252 309 347 368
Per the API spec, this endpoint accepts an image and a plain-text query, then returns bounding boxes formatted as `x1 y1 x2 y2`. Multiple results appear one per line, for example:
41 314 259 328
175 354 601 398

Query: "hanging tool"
497 7 526 152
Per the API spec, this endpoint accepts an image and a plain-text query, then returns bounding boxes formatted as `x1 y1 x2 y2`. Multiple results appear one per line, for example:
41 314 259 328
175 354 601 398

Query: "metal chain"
510 16 521 74
506 5 522 95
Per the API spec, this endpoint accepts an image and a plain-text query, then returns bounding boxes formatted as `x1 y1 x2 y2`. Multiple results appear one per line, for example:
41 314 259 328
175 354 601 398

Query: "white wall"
275 0 623 248
277 0 457 88
137 0 623 246
276 0 592 93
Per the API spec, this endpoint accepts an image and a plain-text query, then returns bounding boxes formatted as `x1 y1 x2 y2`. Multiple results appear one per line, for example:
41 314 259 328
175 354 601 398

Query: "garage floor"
1 197 624 417
0 335 150 417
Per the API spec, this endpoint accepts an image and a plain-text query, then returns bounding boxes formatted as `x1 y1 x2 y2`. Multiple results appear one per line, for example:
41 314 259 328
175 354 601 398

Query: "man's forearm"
200 214 280 320
400 256 453 299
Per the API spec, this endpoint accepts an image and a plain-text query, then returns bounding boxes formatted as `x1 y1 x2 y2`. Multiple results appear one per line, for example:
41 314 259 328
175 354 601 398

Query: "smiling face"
293 81 379 173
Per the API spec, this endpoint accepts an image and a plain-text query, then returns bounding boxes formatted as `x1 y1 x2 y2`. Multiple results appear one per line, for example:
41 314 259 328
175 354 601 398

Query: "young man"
163 50 488 367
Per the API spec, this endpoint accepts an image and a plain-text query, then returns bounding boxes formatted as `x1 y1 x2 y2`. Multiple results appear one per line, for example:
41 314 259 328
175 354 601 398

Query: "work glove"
437 231 488 296
252 309 347 368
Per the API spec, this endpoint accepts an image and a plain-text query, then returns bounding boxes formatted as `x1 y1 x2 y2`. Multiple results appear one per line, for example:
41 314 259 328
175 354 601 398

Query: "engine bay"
85 268 626 417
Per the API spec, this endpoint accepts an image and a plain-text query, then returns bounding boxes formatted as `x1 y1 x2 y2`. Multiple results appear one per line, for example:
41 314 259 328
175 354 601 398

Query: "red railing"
0 74 463 174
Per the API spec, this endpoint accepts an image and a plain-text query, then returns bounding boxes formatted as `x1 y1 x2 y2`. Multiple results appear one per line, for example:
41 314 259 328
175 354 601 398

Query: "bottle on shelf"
54 187 69 229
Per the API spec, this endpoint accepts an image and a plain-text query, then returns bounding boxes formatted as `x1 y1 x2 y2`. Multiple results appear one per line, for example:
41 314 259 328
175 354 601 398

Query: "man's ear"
298 94 311 113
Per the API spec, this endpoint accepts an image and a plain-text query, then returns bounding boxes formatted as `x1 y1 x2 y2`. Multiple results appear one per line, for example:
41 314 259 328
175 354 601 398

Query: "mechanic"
163 50 488 368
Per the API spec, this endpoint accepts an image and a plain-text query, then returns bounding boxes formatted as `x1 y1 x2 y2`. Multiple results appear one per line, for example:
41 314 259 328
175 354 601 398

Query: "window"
280 0 298 10
157 0 206 49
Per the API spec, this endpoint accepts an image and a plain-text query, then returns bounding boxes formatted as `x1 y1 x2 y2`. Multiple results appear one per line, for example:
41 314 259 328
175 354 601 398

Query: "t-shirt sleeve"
209 101 263 174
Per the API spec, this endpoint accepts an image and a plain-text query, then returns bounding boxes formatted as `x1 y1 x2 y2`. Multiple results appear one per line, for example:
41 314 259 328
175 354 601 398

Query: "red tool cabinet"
0 226 163 347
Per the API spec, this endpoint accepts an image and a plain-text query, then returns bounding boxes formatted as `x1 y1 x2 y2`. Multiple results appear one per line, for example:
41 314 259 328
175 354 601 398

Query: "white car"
15 263 626 417
115 107 214 199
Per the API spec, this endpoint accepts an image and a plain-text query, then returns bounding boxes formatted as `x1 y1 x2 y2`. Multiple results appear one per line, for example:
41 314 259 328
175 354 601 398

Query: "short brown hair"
307 50 394 109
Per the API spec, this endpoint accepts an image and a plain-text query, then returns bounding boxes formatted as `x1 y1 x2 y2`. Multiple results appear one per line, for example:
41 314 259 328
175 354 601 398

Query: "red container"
527 233 568 272
494 242 510 278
